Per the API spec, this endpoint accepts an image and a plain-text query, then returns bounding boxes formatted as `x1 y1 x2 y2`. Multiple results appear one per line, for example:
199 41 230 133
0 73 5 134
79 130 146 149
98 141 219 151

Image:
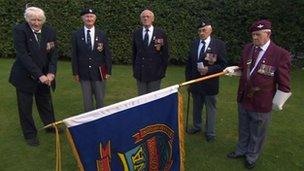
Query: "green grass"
1 58 303 170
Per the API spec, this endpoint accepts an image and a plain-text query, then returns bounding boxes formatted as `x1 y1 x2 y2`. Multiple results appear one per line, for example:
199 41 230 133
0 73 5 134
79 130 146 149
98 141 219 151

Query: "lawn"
0 58 303 170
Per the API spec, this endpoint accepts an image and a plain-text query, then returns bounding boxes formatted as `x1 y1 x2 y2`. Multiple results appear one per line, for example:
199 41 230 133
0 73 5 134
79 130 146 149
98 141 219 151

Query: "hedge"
1 0 303 65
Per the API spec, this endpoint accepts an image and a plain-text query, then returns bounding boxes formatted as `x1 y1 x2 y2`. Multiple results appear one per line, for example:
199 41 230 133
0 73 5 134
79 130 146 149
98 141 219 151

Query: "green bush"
1 0 303 65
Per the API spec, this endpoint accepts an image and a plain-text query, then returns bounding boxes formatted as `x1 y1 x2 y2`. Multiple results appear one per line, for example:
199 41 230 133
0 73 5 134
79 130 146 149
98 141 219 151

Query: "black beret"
80 8 95 16
197 18 212 29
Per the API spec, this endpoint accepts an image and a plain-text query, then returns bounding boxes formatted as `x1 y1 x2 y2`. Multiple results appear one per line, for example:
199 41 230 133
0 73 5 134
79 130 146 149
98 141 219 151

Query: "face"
198 26 212 40
28 14 44 31
82 14 96 28
251 30 271 46
140 10 154 28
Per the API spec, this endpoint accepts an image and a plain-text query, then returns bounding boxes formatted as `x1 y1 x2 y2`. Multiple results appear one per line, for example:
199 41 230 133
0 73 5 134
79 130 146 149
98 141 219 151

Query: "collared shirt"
250 40 271 75
84 26 95 49
32 29 41 42
142 26 154 46
197 36 211 59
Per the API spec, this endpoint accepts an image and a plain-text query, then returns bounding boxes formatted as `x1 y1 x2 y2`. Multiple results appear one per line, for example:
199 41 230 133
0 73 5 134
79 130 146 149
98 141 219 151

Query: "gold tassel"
178 91 185 171
53 123 62 171
65 128 85 171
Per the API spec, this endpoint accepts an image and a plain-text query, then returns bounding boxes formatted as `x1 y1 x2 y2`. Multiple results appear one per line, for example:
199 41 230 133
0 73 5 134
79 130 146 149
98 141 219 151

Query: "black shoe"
245 160 255 169
206 136 215 142
187 128 201 134
45 127 63 134
227 152 245 159
26 138 39 146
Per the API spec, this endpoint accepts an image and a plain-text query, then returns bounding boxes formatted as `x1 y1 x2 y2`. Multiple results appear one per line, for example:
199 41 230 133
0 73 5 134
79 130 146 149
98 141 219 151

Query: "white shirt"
250 40 271 75
197 36 211 59
142 26 154 46
32 29 41 42
84 26 95 49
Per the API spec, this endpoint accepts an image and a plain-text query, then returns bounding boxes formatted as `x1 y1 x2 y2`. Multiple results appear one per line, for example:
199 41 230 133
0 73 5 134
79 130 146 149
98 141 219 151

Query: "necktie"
34 32 41 45
87 29 92 50
198 40 205 61
143 29 149 47
250 46 262 70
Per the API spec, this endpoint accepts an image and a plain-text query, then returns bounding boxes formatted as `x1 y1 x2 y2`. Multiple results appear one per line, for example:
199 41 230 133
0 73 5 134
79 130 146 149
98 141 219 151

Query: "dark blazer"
9 23 58 93
132 27 169 82
237 41 291 113
71 28 112 81
185 37 227 95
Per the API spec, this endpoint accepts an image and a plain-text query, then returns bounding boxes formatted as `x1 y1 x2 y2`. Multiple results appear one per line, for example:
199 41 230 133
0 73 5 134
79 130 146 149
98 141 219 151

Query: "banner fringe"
178 91 185 171
65 128 85 171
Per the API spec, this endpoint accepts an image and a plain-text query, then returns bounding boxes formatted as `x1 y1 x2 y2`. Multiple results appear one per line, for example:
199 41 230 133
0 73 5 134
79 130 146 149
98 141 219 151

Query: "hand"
39 75 51 86
47 73 55 82
105 74 111 79
198 66 208 75
74 75 80 82
223 66 241 76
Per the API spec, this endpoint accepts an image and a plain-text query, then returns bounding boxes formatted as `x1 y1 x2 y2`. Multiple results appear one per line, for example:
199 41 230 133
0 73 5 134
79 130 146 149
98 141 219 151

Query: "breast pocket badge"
205 53 217 65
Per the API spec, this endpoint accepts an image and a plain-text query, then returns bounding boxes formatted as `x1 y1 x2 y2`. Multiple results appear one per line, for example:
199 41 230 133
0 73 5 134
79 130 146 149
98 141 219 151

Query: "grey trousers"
192 93 217 137
235 103 271 164
136 80 161 95
80 80 106 112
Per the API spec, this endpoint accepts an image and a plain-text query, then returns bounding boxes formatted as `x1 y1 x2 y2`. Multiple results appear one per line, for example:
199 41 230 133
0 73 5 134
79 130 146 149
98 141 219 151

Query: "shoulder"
211 37 225 46
270 42 291 59
13 23 27 31
154 27 166 34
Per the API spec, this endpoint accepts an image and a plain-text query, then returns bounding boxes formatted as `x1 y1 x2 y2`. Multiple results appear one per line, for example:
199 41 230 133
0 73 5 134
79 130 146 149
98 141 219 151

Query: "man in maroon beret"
224 19 291 169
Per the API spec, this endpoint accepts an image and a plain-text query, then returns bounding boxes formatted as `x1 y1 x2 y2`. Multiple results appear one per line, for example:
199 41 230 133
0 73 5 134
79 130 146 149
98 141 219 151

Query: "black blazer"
132 27 169 82
71 28 112 81
185 37 227 95
9 23 58 93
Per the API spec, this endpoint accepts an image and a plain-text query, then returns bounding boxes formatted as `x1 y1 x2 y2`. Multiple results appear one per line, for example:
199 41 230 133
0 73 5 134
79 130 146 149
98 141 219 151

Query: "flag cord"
53 123 62 171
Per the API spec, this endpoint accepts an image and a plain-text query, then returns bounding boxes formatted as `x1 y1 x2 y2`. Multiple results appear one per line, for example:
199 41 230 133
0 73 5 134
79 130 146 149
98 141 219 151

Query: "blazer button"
89 66 92 68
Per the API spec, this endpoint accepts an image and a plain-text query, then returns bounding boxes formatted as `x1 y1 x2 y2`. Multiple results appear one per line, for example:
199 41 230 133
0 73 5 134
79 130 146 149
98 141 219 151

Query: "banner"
63 85 184 171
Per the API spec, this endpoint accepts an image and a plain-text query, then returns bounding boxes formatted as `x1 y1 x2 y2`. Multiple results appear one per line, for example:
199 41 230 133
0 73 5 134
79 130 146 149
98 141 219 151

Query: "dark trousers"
235 103 271 164
80 80 106 112
16 85 55 139
192 93 217 137
136 80 161 95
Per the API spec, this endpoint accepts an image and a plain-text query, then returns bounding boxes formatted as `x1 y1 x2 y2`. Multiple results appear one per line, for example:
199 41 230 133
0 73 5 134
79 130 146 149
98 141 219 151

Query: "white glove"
223 66 241 76
272 90 292 111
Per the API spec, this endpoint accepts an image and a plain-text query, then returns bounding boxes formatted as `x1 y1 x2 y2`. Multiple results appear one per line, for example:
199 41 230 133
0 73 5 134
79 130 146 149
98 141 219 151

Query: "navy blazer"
185 37 227 95
9 23 58 93
71 28 112 81
132 27 169 82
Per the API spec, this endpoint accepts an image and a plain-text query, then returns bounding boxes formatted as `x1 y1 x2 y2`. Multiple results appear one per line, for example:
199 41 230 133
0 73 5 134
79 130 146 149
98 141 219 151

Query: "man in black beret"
185 19 227 142
71 8 112 112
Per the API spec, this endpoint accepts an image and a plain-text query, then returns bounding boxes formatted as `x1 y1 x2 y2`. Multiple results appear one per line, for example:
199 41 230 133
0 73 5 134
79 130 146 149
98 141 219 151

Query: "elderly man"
71 8 112 112
132 9 169 95
185 19 227 142
225 20 291 169
9 6 58 146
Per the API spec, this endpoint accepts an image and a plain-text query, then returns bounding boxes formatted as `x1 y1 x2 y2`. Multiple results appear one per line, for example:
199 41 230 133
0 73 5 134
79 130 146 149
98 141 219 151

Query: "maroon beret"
250 20 272 32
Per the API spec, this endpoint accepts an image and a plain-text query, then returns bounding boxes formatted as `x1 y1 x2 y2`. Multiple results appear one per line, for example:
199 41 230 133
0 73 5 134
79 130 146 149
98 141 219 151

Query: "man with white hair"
225 20 291 169
132 9 169 95
9 6 59 146
185 18 227 142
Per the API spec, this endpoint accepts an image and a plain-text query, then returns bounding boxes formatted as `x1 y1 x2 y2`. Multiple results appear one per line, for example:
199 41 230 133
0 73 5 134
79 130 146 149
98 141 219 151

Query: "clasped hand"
39 73 55 86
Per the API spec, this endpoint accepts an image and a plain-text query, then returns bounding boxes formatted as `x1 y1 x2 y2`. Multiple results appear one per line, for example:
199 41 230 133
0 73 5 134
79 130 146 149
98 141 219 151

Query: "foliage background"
0 0 303 64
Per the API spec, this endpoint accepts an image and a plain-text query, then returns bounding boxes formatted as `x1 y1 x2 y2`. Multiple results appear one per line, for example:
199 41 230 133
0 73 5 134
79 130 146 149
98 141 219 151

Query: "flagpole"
179 71 226 87
43 120 64 129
